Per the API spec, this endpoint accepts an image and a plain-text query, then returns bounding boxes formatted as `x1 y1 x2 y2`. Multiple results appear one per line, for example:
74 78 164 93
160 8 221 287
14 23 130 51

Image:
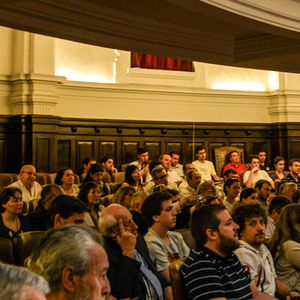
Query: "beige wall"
0 26 300 123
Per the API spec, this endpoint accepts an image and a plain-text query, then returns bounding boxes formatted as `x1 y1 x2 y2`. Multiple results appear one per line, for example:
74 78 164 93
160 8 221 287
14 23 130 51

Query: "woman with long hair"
124 165 144 191
111 185 136 209
269 203 300 291
270 156 288 182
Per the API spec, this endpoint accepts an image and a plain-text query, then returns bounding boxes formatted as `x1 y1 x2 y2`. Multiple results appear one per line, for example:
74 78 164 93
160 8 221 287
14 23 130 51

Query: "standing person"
280 158 300 190
270 156 288 182
232 203 297 298
169 151 184 179
223 150 247 179
8 164 42 211
54 168 80 197
269 204 300 293
142 192 190 283
243 155 274 189
181 204 272 300
192 146 222 183
258 151 272 171
130 147 150 184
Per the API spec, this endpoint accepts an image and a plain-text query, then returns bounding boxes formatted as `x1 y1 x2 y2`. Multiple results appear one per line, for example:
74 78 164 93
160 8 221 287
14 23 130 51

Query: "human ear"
61 267 80 293
205 228 218 241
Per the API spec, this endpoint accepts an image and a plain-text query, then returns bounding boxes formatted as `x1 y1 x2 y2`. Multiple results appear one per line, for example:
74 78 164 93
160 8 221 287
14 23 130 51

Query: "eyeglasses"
21 171 36 176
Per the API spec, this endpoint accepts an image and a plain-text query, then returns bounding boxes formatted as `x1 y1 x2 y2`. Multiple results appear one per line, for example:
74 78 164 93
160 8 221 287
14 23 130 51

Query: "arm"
275 278 300 299
250 282 277 300
244 168 259 188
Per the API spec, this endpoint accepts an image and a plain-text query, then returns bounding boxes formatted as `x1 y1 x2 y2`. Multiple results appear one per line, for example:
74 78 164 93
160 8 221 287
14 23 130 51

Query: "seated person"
99 203 172 300
141 191 190 283
232 203 298 299
54 168 80 197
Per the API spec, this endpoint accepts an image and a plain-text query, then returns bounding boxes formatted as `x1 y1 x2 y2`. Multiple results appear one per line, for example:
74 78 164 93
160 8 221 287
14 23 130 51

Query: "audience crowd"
1 146 300 299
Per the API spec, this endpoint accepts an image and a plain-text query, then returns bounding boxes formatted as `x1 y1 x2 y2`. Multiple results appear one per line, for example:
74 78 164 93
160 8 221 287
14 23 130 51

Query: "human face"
102 159 114 172
275 160 285 172
161 155 171 170
155 199 177 230
20 286 47 300
131 169 141 182
257 183 272 200
138 152 149 164
250 158 260 169
290 161 300 176
3 191 23 215
92 172 104 184
87 188 101 206
62 169 75 185
155 170 168 185
170 154 180 167
284 185 298 200
119 209 138 236
244 192 259 202
226 181 241 198
230 152 240 164
216 210 239 256
84 160 97 172
240 216 266 250
20 165 36 188
197 149 206 161
258 152 266 163
190 171 201 189
76 244 110 300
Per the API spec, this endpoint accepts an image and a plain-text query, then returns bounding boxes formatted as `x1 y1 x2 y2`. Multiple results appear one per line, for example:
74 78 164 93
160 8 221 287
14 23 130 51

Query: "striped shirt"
181 247 253 300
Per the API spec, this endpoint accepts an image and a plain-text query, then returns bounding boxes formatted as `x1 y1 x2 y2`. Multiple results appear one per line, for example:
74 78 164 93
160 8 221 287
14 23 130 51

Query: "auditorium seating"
169 258 185 300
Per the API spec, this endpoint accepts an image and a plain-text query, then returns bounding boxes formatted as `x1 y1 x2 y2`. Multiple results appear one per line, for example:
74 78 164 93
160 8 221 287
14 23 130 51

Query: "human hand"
116 219 136 258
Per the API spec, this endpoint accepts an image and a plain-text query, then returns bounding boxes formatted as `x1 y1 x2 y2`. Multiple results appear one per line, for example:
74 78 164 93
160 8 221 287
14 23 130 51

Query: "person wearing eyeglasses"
8 164 42 212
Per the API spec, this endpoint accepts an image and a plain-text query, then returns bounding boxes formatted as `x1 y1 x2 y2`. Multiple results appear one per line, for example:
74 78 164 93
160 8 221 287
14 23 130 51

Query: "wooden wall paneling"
209 142 225 165
99 141 117 161
144 142 161 161
289 140 300 159
57 140 72 170
121 141 138 165
187 142 203 162
166 142 182 157
76 140 95 169
36 137 50 172
0 139 6 171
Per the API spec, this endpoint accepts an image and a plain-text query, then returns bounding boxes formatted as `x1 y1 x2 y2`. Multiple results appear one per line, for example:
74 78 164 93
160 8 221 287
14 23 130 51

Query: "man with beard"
232 203 299 299
181 204 276 300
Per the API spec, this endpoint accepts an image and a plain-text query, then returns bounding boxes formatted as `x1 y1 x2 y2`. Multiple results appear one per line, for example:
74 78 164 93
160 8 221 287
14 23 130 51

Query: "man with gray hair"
27 225 111 300
99 203 172 300
0 262 49 300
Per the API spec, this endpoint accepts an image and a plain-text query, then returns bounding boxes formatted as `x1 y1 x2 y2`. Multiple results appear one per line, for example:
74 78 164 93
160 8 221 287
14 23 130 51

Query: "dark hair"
169 151 180 157
54 168 71 185
195 145 205 155
82 163 104 184
149 161 161 173
82 157 96 167
78 181 98 204
40 184 62 205
137 147 148 155
223 169 237 178
125 165 139 185
47 195 88 226
223 178 240 196
141 191 172 227
288 158 300 167
232 203 268 237
239 188 256 202
191 204 226 248
186 169 197 180
255 179 271 189
268 195 292 215
99 156 113 164
247 154 259 164
0 187 22 213
273 156 285 166
292 190 300 204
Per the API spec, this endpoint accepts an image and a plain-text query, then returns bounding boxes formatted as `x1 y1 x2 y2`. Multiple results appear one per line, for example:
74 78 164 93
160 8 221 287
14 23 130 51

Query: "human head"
195 146 206 161
141 191 176 228
99 204 138 237
100 156 115 172
27 225 110 300
191 204 239 255
268 195 292 222
54 168 75 186
288 158 300 176
279 182 298 200
292 190 300 204
186 169 201 189
82 157 97 171
197 181 216 197
232 203 268 248
239 187 259 203
169 151 180 167
223 169 238 181
125 165 141 185
83 163 104 184
229 151 240 164
255 179 272 201
159 154 171 170
47 195 88 228
183 163 194 173
274 156 285 172
223 178 240 197
0 263 49 300
0 187 23 214
248 155 260 169
151 167 168 186
257 151 267 163
19 165 37 188
39 184 63 210
112 185 136 209
78 181 100 206
137 147 149 164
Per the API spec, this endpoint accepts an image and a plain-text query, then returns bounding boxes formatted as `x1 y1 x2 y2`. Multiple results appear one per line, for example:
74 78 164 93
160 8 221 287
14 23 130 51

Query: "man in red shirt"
223 150 247 179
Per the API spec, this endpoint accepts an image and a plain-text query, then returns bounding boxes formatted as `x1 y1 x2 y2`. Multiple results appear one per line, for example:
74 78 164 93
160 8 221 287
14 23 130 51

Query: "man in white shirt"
9 164 42 211
169 151 184 179
192 146 222 183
